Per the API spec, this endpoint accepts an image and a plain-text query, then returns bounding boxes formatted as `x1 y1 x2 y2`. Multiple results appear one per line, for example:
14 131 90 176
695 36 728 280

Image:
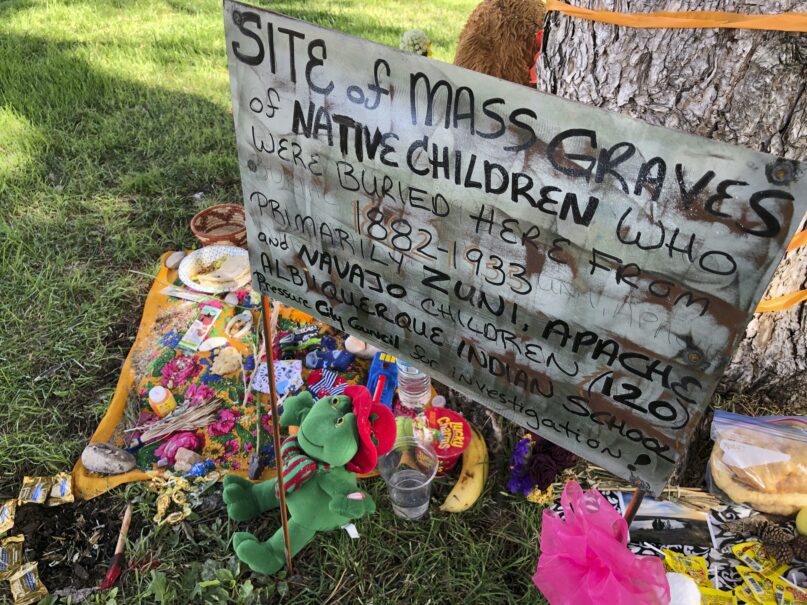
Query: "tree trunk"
538 0 807 408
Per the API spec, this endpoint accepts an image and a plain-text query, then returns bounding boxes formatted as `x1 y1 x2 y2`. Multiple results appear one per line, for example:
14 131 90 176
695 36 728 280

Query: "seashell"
225 311 253 339
165 251 186 270
81 443 136 475
199 336 229 352
224 292 240 306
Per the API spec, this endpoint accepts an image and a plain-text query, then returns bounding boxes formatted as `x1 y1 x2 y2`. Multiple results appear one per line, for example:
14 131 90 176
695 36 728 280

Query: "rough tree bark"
538 0 807 407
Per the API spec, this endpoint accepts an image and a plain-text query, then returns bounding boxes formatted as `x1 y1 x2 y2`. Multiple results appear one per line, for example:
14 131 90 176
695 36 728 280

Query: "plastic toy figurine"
222 385 395 574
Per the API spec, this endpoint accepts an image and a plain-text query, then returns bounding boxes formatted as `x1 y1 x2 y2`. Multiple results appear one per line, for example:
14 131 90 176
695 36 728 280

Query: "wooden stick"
623 488 646 526
260 295 294 575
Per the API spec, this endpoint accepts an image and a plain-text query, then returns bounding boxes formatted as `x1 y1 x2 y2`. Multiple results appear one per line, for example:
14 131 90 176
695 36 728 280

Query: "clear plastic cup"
378 437 438 520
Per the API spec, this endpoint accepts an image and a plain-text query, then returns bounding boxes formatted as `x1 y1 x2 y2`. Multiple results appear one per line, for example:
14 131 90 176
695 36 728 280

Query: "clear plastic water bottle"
396 360 431 410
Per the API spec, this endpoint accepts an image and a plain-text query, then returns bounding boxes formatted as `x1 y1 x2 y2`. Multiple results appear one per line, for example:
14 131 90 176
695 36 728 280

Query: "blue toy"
366 353 398 409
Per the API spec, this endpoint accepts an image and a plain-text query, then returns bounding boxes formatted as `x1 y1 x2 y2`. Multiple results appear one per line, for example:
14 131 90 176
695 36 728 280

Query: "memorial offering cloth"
72 252 367 500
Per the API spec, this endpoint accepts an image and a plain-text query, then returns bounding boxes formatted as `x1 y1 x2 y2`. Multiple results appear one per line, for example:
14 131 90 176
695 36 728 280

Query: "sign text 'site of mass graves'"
223 0 807 494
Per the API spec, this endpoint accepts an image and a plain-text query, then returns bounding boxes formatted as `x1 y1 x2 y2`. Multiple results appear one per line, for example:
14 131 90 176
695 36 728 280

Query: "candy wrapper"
735 582 757 603
17 477 51 505
8 562 47 605
736 565 778 605
46 472 74 506
0 534 24 581
699 586 740 605
0 499 16 534
772 577 807 605
732 542 790 579
663 548 712 587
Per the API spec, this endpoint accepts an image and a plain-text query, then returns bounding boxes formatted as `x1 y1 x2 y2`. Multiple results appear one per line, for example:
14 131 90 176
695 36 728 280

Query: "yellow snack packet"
0 499 16 534
0 534 25 581
17 477 51 505
772 577 807 605
737 565 778 605
700 585 740 605
46 472 74 506
8 562 48 605
663 548 711 587
735 582 760 604
732 542 791 578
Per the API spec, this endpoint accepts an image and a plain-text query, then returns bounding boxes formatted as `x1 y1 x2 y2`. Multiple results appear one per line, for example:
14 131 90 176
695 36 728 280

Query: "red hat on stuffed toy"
344 385 396 474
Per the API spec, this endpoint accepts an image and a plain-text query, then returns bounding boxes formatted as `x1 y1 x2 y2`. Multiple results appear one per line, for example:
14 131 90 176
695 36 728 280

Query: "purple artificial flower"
508 435 537 496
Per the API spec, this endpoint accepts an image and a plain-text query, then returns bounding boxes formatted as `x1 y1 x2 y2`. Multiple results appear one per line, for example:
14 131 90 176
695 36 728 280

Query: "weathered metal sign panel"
223 0 807 493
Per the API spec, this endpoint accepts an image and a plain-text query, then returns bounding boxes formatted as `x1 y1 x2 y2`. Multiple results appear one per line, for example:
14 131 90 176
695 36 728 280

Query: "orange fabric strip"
756 289 807 313
544 0 807 32
787 230 807 253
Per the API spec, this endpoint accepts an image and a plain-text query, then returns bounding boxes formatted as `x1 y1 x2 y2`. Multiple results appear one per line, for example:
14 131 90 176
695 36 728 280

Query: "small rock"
72 563 90 581
165 251 186 270
174 448 202 473
81 443 136 475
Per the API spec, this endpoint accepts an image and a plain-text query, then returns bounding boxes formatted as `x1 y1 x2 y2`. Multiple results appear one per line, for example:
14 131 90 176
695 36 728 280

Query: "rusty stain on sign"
223 0 807 494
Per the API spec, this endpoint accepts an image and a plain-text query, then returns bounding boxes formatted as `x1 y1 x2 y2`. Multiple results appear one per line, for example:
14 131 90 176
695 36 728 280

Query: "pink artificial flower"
235 289 250 305
208 408 242 437
160 355 202 388
184 382 216 407
260 414 273 433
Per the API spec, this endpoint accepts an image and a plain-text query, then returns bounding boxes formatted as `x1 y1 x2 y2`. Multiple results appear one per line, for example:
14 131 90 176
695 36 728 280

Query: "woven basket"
190 204 247 247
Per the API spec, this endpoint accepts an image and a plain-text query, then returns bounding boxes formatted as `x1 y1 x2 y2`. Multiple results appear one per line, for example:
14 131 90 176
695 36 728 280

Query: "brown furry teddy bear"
454 0 545 86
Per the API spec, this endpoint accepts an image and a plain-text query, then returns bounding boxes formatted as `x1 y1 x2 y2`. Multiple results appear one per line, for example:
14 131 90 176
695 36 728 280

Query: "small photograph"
619 492 712 547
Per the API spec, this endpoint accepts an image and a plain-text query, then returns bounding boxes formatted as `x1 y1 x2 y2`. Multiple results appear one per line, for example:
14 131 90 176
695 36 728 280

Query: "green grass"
0 1 550 603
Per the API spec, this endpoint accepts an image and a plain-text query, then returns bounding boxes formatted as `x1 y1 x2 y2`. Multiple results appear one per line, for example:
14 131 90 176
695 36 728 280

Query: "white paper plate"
178 246 250 294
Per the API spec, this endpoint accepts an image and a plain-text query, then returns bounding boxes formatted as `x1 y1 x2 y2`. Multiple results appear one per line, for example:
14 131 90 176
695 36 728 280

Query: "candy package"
699 586 739 605
709 411 807 515
46 472 74 506
772 577 807 605
731 541 789 579
8 562 48 605
663 548 711 587
0 499 16 534
0 534 24 580
736 565 778 605
17 477 51 505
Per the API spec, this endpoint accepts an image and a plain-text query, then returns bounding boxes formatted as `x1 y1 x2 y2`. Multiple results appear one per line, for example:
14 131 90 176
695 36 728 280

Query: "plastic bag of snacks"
708 411 807 515
533 481 670 605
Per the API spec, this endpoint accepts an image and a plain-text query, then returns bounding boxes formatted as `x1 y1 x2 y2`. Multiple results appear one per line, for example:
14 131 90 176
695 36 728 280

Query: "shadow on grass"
0 28 239 486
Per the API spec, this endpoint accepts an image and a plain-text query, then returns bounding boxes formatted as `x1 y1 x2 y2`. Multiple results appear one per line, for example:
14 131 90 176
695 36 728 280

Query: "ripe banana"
439 424 488 513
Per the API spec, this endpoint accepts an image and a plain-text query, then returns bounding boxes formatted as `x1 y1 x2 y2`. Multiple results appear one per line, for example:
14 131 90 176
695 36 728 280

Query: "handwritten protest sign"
223 0 807 493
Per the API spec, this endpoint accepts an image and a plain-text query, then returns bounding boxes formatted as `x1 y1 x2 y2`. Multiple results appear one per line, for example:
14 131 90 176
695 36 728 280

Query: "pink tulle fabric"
533 481 670 605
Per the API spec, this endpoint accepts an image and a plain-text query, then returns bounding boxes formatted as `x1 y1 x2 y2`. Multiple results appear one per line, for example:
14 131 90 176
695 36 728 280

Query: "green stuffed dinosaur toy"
222 384 395 574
